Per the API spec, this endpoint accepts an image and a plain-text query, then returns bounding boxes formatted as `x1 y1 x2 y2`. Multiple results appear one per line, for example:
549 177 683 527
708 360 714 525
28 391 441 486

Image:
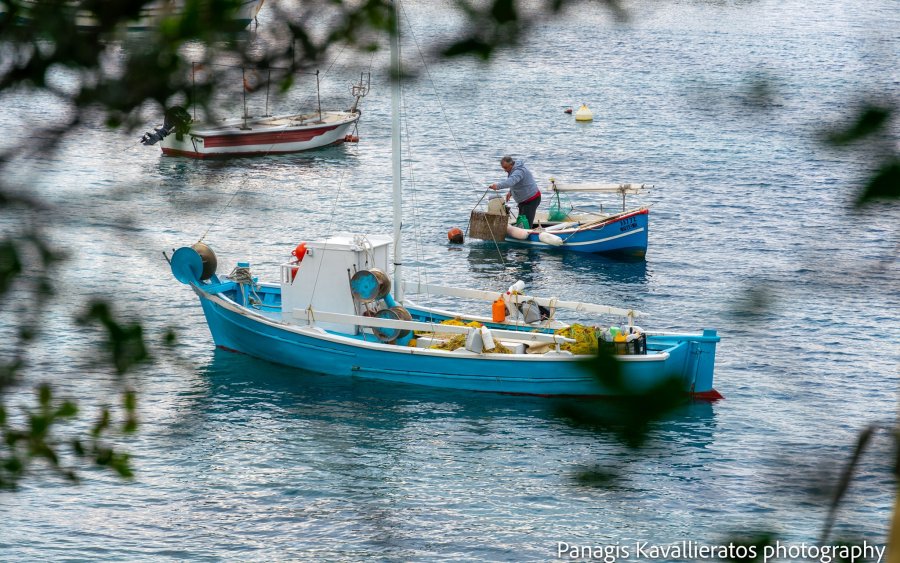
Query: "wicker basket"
469 210 509 241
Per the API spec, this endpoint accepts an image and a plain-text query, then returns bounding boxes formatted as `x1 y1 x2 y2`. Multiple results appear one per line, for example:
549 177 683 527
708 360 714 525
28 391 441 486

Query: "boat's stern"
692 329 720 398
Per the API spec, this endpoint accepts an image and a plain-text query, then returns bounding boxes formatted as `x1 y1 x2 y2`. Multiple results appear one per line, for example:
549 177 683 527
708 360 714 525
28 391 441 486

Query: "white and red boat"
141 72 368 159
151 110 361 158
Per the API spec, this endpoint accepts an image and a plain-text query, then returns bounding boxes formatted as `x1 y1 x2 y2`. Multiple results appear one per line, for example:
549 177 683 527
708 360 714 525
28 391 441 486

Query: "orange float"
290 242 307 281
447 227 464 244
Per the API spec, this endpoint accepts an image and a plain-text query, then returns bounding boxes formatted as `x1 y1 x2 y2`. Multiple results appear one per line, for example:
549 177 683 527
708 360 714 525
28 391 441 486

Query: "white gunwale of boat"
298 310 575 345
195 286 670 362
551 182 652 194
401 281 644 319
190 111 358 136
529 208 649 237
403 301 570 331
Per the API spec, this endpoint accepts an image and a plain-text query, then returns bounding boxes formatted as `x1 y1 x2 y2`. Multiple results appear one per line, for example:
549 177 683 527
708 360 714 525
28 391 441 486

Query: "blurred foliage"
560 352 688 452
0 13 895 561
823 103 899 207
76 300 150 376
0 0 635 490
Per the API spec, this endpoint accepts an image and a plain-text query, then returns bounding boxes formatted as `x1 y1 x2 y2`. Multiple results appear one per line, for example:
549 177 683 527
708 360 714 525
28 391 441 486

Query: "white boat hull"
160 111 360 158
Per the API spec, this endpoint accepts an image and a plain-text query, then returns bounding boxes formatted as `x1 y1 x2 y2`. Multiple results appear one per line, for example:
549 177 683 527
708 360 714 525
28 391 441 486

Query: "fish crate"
599 333 647 355
469 210 509 241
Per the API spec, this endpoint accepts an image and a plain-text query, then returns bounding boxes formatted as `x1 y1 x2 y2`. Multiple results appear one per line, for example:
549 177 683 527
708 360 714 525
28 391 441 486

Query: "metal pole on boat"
265 69 271 117
241 67 249 130
316 70 322 122
390 0 403 302
191 61 196 121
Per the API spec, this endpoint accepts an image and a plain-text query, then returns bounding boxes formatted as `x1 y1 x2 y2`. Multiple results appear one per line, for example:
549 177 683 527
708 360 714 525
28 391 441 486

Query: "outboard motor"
140 124 171 146
140 106 192 146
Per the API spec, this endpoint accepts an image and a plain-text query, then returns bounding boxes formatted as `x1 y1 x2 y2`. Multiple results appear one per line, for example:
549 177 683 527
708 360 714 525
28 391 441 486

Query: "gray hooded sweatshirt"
496 159 540 204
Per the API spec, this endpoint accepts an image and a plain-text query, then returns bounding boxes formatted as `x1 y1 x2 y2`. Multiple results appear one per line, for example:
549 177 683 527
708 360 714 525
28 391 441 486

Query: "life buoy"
290 242 307 281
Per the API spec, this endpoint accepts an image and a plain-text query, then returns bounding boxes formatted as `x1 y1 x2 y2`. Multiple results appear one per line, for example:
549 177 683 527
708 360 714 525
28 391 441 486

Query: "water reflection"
465 242 650 286
152 143 356 176
194 348 716 450
197 348 554 426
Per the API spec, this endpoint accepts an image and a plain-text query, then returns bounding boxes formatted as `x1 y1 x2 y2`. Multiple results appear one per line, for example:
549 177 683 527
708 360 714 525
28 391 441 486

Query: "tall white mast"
390 0 403 302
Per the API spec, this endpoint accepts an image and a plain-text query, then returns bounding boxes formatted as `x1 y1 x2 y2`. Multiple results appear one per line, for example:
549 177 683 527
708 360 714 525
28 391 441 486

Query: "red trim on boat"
161 138 347 158
690 389 724 401
199 124 339 148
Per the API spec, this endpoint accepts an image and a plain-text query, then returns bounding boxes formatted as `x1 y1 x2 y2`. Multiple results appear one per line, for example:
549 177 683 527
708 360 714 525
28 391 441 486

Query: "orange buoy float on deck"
290 242 307 281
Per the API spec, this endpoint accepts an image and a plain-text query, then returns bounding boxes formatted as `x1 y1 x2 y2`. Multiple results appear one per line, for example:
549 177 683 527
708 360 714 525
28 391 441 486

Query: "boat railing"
401 281 644 320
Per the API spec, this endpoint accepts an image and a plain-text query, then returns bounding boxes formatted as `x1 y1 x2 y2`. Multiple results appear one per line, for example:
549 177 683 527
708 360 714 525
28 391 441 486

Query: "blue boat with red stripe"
473 181 652 258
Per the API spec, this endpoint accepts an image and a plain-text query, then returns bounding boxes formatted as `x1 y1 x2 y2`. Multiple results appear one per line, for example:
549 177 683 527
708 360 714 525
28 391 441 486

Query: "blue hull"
505 209 649 257
190 282 719 398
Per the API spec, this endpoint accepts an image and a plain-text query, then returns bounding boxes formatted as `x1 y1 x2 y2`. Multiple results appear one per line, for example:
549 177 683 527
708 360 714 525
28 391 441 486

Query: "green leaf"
827 105 891 146
37 383 52 407
855 158 900 207
443 38 494 60
123 390 136 412
573 465 620 487
29 414 50 437
3 456 24 475
77 300 150 375
91 408 111 438
0 240 23 296
123 417 138 434
55 401 78 418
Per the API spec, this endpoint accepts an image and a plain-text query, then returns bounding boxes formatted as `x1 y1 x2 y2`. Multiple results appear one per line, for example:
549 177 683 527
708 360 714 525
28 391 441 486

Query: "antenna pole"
265 70 271 117
390 0 403 302
241 67 249 129
191 61 196 121
316 70 322 122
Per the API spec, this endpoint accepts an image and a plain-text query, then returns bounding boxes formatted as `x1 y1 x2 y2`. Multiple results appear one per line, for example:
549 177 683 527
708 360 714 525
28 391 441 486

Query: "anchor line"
399 3 507 273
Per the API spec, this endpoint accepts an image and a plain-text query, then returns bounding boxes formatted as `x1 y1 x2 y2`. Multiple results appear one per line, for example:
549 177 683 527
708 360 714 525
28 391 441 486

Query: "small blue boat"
506 207 649 257
473 182 651 258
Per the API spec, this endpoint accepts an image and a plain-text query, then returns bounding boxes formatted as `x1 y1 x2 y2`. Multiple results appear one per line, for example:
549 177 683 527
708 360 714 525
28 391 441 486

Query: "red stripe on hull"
161 138 347 159
690 389 724 401
200 124 340 148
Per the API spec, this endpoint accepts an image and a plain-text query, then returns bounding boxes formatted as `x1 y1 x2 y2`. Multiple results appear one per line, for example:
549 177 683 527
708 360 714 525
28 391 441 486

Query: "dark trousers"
517 193 541 229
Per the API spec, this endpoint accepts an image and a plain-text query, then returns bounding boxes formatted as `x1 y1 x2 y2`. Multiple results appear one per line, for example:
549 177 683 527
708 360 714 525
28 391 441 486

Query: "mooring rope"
399 4 507 272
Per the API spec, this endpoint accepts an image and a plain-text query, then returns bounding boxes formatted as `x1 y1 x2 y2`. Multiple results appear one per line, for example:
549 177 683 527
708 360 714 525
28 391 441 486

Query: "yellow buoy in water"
575 104 594 122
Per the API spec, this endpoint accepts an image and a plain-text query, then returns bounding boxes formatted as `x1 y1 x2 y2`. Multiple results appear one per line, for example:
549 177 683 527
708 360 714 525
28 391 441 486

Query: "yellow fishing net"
419 318 512 353
554 323 601 355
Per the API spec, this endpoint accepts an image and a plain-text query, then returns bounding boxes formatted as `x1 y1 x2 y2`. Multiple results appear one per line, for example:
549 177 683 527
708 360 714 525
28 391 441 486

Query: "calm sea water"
2 0 899 560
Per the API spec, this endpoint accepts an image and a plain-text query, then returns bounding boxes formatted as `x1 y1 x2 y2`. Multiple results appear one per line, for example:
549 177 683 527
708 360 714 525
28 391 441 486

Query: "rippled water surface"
1 0 898 560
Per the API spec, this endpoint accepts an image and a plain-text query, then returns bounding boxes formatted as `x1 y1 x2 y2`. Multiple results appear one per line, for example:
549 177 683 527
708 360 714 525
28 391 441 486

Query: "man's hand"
505 192 512 202
489 183 498 190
